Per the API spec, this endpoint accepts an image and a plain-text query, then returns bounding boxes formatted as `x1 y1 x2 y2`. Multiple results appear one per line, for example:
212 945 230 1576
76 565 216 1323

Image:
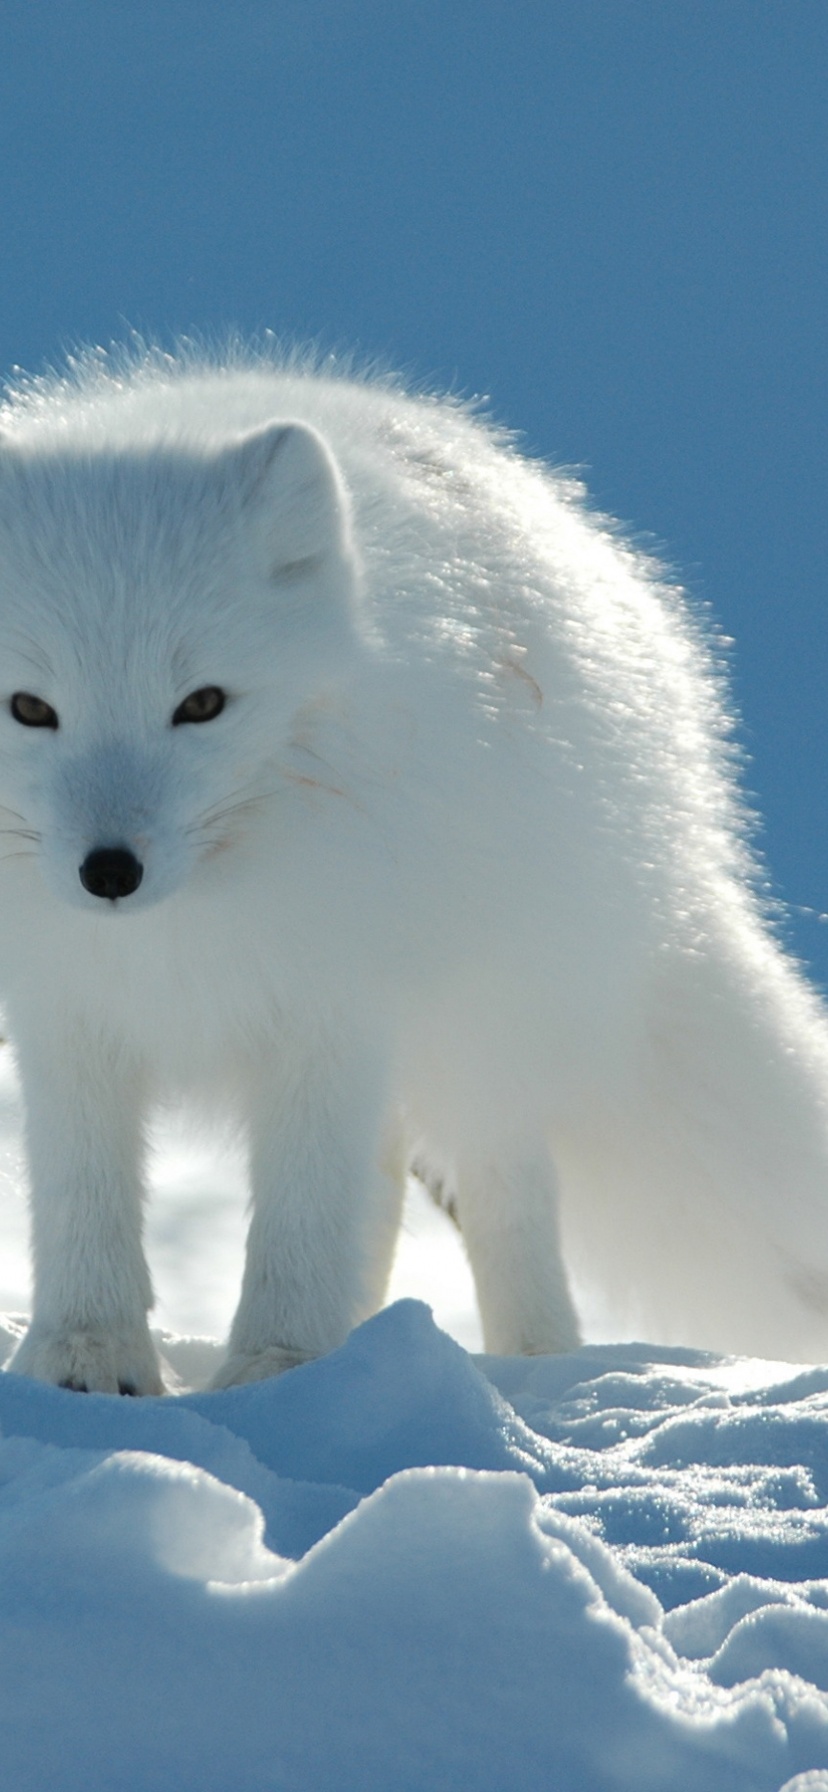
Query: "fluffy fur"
0 342 825 1393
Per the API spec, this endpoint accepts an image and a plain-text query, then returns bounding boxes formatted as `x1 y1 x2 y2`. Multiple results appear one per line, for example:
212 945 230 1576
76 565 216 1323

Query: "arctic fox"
0 344 826 1394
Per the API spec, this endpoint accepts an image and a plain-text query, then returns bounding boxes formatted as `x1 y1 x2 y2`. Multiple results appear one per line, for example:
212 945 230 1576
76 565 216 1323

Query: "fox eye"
10 692 59 729
172 686 226 726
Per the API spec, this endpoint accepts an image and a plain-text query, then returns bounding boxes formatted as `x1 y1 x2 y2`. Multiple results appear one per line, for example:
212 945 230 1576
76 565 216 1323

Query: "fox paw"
7 1324 164 1395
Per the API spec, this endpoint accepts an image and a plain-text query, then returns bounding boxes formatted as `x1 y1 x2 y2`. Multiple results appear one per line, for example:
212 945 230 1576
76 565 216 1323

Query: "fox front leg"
214 1030 401 1389
8 1026 162 1395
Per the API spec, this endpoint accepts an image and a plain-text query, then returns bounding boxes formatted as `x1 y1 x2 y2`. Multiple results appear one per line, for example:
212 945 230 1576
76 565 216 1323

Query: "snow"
0 1052 827 1786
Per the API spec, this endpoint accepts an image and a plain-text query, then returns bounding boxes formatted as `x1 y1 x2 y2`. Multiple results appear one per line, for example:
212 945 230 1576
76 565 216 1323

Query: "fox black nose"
79 847 144 901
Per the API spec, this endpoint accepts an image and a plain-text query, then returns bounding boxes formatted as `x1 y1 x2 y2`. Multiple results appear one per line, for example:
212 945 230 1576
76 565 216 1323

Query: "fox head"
0 420 364 911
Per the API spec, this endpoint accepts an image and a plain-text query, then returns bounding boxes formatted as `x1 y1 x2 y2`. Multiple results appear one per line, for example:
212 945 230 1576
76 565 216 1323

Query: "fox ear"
223 421 352 574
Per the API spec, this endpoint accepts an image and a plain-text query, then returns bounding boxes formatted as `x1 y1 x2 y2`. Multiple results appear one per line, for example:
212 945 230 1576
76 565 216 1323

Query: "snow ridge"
1 1300 828 1790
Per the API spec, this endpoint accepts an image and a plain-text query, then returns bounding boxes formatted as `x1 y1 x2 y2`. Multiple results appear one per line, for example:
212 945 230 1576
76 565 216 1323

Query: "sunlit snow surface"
0 1054 828 1787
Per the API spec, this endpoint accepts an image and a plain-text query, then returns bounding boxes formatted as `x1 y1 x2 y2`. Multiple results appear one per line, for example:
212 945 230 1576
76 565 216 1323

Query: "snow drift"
1 1299 828 1790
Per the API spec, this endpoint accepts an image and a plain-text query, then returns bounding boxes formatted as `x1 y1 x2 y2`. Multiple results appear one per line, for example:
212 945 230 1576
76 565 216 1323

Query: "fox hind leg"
449 1143 581 1356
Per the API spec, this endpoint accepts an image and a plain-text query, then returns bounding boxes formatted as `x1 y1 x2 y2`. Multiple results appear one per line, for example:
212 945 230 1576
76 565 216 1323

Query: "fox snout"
79 846 144 902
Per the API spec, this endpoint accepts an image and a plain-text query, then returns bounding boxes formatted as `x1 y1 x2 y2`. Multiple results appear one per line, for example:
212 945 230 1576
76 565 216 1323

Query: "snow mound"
2 1300 828 1789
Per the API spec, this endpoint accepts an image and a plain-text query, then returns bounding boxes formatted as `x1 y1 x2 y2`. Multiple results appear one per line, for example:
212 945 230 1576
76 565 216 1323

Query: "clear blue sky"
1 1 827 977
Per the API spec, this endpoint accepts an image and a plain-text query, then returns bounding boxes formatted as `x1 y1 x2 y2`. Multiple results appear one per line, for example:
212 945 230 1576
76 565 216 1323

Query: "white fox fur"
0 343 825 1393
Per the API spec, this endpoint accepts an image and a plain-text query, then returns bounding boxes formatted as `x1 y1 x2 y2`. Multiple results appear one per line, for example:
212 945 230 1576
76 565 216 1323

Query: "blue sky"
2 1 827 976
